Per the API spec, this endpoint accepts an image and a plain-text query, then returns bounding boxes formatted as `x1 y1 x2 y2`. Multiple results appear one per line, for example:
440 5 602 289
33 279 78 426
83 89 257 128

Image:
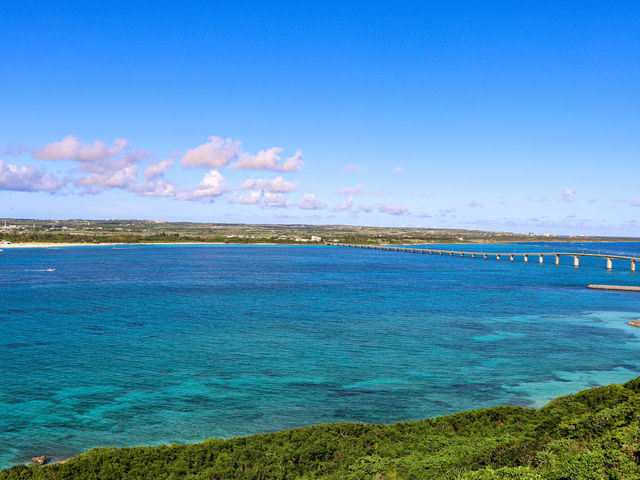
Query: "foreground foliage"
2 377 639 479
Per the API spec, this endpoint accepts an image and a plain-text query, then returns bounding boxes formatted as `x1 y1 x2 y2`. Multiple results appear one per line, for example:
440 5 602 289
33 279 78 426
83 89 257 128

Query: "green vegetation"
3 377 640 479
0 218 633 245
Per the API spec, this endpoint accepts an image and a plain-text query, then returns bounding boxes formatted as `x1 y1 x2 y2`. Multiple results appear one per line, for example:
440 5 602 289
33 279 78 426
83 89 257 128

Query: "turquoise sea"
1 242 640 468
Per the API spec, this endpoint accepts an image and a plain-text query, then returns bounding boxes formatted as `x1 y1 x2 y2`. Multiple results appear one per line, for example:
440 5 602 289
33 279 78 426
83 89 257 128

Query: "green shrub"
2 377 639 479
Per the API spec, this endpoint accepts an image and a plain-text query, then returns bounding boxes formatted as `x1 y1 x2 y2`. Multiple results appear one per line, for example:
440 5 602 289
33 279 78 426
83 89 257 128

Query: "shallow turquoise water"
1 242 640 467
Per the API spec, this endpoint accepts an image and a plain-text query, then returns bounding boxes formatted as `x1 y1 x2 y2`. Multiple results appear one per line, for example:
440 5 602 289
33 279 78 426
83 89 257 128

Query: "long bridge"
327 243 639 271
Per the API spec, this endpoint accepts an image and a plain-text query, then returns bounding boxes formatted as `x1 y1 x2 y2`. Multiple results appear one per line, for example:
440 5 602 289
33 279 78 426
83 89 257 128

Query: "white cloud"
232 148 304 172
0 159 65 192
298 193 326 210
231 190 292 208
180 136 304 172
240 176 298 193
559 186 577 202
378 203 408 215
357 204 373 213
391 166 404 174
340 164 364 175
76 163 138 193
232 175 299 208
337 185 363 196
468 200 481 207
177 170 228 202
28 134 178 196
73 149 152 194
130 180 175 197
181 136 242 169
131 157 176 197
144 158 174 179
233 190 263 205
33 135 130 162
339 196 354 211
262 192 291 207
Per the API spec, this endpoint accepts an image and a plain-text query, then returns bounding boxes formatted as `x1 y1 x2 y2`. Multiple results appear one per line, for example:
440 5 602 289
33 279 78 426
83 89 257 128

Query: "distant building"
311 236 321 242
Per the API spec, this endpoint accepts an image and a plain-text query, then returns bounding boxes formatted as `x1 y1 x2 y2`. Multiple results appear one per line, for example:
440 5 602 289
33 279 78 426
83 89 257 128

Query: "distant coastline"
2 238 639 249
1 219 637 249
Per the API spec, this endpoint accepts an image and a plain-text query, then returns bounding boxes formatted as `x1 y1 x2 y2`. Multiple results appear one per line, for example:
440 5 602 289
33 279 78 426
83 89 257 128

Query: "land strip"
1 218 636 246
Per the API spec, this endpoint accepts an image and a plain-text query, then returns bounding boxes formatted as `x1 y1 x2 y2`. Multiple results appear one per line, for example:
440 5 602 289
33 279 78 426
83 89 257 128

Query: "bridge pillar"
539 255 543 264
524 255 528 263
555 254 559 265
606 258 612 270
632 260 636 272
573 256 579 267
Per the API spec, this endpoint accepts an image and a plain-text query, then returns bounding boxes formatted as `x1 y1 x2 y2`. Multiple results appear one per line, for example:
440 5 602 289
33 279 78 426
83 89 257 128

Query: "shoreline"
0 242 285 248
1 238 638 249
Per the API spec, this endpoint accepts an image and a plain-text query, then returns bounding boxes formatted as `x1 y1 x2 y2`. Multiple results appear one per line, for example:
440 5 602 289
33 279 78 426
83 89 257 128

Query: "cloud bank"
181 136 304 172
0 159 65 192
33 135 130 163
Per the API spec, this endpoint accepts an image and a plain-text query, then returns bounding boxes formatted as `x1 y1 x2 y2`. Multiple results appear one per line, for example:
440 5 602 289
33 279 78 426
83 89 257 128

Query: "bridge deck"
326 243 639 270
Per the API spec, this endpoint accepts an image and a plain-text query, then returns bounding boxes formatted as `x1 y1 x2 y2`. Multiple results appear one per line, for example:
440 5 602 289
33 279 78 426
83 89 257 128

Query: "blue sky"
0 1 638 235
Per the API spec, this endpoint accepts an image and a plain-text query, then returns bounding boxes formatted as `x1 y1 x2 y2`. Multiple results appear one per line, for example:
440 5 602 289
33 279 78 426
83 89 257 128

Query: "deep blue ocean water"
1 242 640 468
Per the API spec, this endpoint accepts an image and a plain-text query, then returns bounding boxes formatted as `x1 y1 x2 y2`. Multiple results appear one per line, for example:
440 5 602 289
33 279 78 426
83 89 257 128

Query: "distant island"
2 377 639 479
1 218 636 246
